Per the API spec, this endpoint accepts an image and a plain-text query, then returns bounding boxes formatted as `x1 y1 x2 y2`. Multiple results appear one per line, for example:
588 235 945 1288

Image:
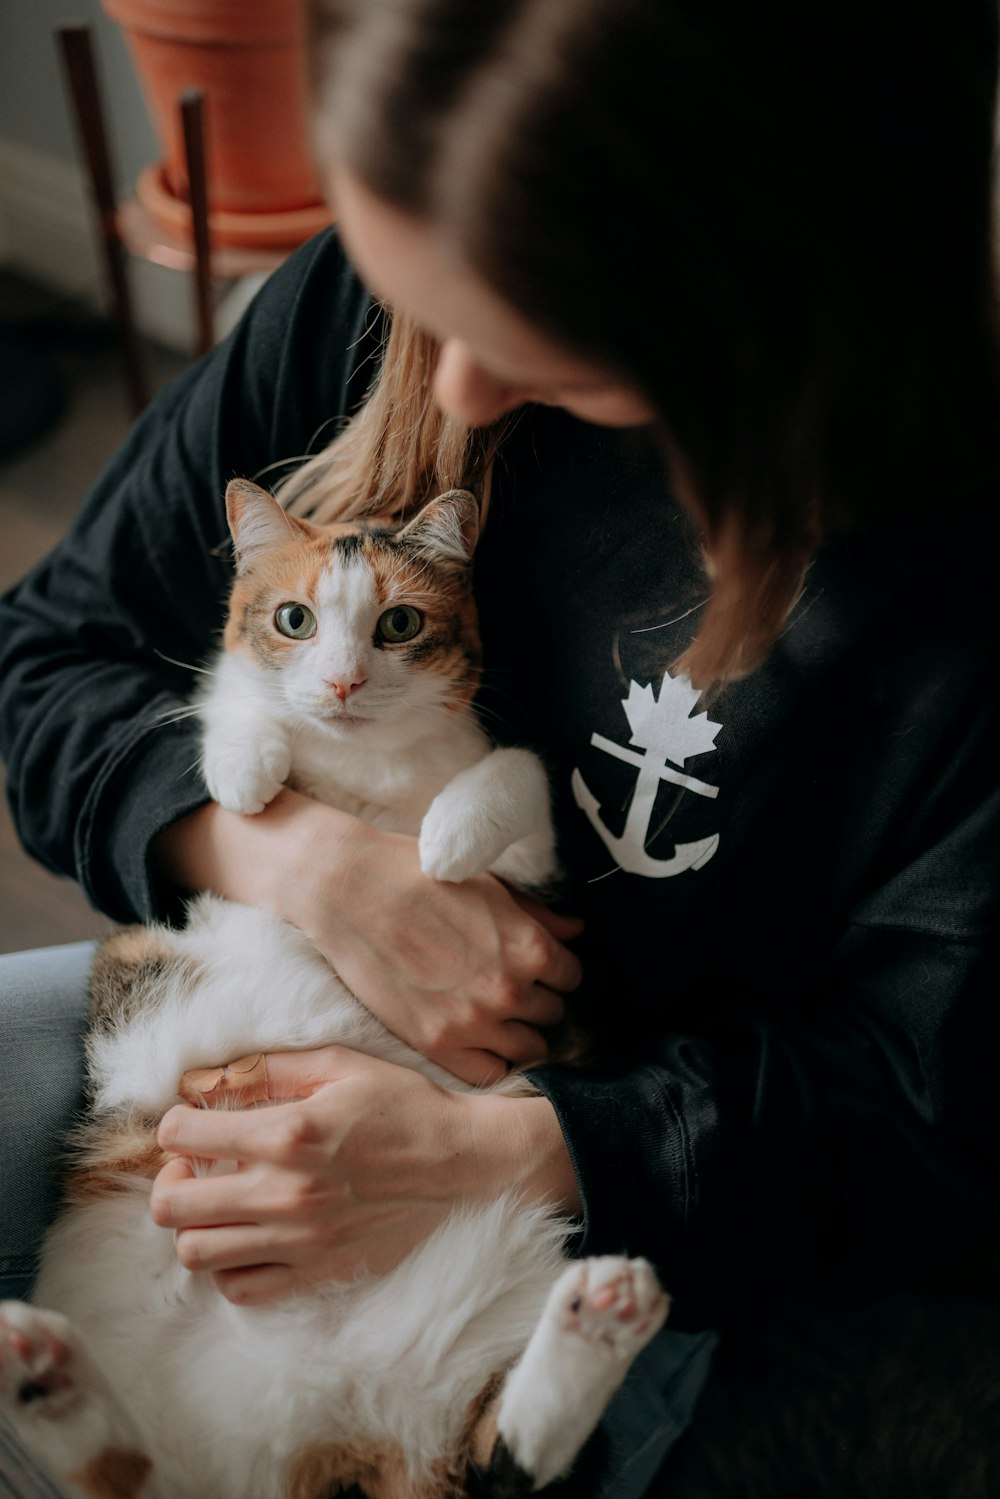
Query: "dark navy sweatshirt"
2 231 998 1330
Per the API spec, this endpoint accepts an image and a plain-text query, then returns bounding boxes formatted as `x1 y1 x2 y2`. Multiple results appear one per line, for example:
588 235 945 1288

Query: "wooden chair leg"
56 23 149 416
180 89 214 357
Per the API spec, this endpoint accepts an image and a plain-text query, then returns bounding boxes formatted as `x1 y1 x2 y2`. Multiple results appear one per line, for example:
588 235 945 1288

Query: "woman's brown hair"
295 0 1000 684
279 311 505 525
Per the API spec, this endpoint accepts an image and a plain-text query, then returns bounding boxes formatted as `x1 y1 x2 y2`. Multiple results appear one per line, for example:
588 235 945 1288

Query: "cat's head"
222 479 482 735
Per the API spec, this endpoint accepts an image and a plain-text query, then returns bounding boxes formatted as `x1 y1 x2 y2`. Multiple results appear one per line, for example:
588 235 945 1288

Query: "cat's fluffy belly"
85 895 463 1117
33 1191 570 1498
284 692 491 831
49 893 573 1498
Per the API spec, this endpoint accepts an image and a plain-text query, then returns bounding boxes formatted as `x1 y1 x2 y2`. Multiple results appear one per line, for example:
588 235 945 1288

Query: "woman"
2 0 999 1492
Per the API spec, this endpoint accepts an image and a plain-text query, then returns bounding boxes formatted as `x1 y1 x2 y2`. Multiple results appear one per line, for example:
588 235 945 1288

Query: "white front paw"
203 735 291 814
419 804 500 882
489 832 559 892
549 1257 670 1357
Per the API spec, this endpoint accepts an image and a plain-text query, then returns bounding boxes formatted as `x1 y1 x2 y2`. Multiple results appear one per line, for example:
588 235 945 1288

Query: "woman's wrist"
151 788 365 931
454 1091 583 1219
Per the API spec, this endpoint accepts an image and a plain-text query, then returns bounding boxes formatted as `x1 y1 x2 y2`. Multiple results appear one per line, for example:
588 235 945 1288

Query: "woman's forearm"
151 787 364 921
463 1092 583 1218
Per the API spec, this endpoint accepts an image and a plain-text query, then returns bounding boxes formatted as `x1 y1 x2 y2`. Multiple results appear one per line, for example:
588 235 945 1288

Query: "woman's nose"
433 340 525 427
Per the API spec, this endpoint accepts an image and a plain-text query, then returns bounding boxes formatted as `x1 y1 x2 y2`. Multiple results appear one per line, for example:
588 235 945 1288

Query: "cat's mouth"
313 707 374 729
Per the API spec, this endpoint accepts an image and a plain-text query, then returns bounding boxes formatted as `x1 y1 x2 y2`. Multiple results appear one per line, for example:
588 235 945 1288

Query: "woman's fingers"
158 1098 302 1163
507 890 585 943
212 1264 300 1306
526 927 583 995
439 1023 550 1079
161 1048 369 1159
433 1047 512 1088
173 1224 296 1274
517 984 565 1027
153 1153 196 1191
495 1019 552 1068
151 1162 263 1230
262 1046 357 1102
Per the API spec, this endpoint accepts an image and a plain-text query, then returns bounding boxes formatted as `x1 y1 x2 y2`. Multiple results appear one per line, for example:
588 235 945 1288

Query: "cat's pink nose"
327 676 366 701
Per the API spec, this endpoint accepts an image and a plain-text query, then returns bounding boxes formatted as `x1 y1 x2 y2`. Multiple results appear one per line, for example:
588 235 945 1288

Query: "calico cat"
0 481 669 1499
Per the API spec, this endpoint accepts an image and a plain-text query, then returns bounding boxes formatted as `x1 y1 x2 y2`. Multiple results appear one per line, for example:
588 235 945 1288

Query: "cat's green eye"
376 605 424 644
274 602 317 640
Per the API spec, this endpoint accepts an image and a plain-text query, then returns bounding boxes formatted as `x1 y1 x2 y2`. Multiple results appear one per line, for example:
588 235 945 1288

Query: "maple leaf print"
621 671 722 767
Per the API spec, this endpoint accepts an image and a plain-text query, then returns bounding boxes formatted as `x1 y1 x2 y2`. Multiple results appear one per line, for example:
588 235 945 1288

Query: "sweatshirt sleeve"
531 617 1000 1329
0 230 379 924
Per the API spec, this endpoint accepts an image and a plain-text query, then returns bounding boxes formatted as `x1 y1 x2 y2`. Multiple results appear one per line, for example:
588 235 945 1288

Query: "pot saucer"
136 163 332 251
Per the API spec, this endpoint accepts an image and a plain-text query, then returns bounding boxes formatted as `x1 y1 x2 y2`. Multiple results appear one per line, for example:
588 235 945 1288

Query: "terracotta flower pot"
103 0 331 246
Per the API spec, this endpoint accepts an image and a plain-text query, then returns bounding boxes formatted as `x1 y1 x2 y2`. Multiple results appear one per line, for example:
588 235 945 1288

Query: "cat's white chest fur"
201 649 490 833
199 649 555 885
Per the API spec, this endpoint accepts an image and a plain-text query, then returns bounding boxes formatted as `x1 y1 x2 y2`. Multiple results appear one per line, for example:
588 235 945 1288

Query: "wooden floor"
0 274 186 954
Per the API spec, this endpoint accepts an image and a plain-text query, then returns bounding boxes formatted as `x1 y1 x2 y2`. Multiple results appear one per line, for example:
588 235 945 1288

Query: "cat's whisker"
287 715 313 749
402 705 475 734
153 705 206 727
472 665 529 695
470 683 539 719
407 697 466 720
154 649 216 679
465 702 509 732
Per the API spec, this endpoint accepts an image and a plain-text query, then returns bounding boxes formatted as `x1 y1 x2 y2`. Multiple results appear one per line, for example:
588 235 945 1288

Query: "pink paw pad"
556 1257 670 1352
0 1305 77 1413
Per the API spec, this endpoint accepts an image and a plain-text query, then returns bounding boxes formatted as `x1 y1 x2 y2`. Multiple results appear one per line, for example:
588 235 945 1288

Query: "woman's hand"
155 790 583 1085
294 814 582 1084
150 1047 581 1305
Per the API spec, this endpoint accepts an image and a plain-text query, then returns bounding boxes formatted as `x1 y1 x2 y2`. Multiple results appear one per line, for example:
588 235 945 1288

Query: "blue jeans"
0 943 93 1302
0 942 715 1498
0 943 93 1496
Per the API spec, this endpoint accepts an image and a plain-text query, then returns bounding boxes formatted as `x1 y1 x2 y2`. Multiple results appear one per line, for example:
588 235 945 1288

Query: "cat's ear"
225 479 314 574
397 489 479 565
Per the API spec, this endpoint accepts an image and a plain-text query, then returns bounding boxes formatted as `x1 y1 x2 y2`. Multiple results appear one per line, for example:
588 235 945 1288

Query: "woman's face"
332 169 657 430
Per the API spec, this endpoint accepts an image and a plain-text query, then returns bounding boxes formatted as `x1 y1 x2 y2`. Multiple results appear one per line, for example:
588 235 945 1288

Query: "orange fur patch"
65 1115 167 1204
462 1374 505 1474
89 927 201 1040
282 1374 505 1499
93 927 175 971
285 1438 436 1499
70 1447 153 1499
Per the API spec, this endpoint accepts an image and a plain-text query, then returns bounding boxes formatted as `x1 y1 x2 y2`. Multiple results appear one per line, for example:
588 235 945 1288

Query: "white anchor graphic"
571 670 722 878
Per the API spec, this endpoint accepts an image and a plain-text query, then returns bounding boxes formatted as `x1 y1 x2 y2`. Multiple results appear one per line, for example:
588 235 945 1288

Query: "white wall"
0 0 157 179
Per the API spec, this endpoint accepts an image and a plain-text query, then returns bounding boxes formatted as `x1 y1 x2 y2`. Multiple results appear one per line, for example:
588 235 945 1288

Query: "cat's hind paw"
0 1302 149 1492
550 1257 670 1356
492 1258 671 1490
0 1302 80 1418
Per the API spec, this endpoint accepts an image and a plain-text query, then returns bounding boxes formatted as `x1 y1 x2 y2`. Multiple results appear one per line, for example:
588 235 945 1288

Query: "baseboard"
0 135 201 352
